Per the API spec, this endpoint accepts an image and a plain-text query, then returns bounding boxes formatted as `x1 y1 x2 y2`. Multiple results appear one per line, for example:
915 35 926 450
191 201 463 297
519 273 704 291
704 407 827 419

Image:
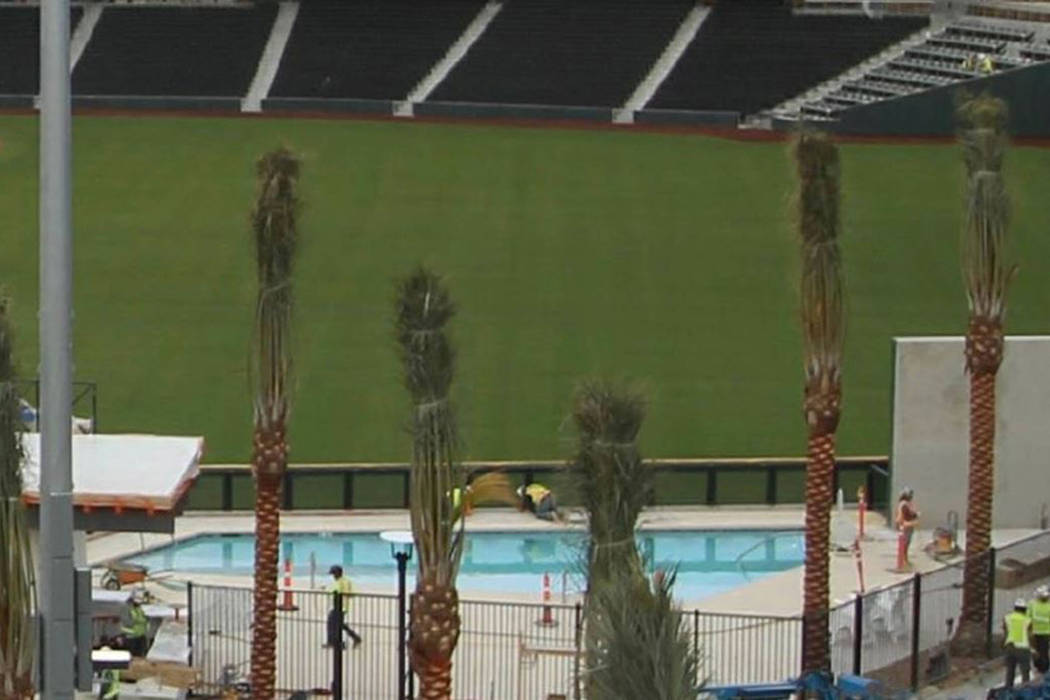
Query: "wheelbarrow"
100 562 149 591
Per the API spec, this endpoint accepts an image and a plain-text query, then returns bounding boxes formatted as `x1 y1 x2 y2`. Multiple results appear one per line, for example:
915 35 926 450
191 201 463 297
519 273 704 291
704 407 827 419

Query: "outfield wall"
828 61 1050 138
891 336 1050 531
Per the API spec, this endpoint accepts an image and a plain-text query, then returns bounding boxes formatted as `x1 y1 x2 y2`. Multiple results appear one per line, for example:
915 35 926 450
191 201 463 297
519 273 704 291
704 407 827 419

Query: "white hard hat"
1037 586 1049 599
1016 598 1028 609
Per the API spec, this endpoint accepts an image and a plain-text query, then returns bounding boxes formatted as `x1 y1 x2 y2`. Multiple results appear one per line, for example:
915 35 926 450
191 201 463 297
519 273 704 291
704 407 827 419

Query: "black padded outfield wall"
826 62 1050 137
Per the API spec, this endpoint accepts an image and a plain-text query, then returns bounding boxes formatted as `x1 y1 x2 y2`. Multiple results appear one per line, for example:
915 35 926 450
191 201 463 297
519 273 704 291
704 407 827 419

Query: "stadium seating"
0 6 81 95
429 0 692 108
270 0 484 100
73 6 276 96
649 0 926 115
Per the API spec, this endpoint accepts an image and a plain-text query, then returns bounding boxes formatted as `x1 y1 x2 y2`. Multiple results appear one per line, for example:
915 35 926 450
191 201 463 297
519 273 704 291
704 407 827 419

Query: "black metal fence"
186 456 890 512
186 531 1050 697
829 530 1050 694
188 584 801 699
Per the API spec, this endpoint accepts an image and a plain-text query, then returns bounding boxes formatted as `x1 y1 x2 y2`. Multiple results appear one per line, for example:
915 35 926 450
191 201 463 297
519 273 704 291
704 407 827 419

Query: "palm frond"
790 130 845 389
566 380 650 588
250 147 300 429
957 93 1013 321
585 568 699 700
395 266 464 582
0 295 35 697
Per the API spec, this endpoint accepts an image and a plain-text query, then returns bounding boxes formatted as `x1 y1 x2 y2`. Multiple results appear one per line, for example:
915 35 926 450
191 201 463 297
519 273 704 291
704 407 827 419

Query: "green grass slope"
0 115 1047 463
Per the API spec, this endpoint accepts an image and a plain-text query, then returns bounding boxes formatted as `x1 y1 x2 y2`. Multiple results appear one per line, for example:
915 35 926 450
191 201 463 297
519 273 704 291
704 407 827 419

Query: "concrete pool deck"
85 505 1040 614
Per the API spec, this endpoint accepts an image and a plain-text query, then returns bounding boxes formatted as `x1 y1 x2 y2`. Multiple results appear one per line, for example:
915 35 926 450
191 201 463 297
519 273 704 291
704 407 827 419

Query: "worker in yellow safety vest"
1004 598 1033 688
517 483 560 521
101 669 120 699
325 565 362 649
1030 586 1050 676
121 595 149 657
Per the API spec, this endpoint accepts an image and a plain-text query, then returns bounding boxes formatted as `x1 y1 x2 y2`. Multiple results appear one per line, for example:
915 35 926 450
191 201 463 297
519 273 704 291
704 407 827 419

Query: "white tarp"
20 433 203 511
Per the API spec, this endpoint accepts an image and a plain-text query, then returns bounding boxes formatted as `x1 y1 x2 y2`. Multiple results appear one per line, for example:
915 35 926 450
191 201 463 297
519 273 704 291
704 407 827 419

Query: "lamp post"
380 531 414 700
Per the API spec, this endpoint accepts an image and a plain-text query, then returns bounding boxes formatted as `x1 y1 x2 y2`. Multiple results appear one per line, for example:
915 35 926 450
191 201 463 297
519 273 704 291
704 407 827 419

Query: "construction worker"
980 53 995 74
1004 598 1033 688
517 483 559 521
326 565 362 649
100 669 121 699
120 594 149 658
1030 586 1050 676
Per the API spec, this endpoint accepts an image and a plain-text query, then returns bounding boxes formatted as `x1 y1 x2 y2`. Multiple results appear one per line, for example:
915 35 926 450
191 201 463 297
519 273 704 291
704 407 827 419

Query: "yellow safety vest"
122 605 147 639
329 576 352 615
451 488 462 510
1006 611 1031 648
525 483 550 502
103 669 120 699
1030 600 1050 635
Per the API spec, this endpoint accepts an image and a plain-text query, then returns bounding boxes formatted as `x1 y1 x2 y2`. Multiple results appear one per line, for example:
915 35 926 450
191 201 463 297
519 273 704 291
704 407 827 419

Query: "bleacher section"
649 0 926 115
787 18 1046 121
270 0 483 100
430 0 692 108
0 6 82 96
73 6 276 96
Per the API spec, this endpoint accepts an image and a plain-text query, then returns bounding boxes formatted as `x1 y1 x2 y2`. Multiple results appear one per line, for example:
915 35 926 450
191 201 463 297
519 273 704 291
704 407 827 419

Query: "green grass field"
0 114 1047 464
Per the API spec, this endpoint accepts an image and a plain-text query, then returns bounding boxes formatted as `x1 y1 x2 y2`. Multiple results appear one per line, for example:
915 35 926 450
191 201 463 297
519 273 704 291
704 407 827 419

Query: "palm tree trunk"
416 659 453 700
251 426 284 700
957 367 997 650
801 429 835 673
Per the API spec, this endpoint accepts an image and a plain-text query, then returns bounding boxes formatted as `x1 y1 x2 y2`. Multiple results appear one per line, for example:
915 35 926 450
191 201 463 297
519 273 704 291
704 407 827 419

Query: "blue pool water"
127 529 804 601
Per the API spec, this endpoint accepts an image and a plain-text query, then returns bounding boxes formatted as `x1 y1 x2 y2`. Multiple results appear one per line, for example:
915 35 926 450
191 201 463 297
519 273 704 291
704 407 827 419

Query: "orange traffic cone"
278 558 299 612
537 572 557 627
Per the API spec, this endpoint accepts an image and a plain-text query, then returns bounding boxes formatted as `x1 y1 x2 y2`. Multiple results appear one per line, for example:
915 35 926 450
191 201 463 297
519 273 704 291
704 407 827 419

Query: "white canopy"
20 433 204 512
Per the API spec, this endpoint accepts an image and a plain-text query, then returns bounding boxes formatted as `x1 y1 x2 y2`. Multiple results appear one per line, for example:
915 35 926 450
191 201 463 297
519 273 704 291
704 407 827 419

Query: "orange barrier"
857 486 867 539
278 558 299 612
538 572 557 627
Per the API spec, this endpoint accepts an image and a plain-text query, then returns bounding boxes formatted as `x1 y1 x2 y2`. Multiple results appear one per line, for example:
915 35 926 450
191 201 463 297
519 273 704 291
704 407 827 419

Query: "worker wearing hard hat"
1030 586 1050 677
1004 598 1034 688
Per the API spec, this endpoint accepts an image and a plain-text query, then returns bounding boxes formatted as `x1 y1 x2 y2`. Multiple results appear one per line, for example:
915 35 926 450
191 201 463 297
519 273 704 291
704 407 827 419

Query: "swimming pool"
126 529 804 601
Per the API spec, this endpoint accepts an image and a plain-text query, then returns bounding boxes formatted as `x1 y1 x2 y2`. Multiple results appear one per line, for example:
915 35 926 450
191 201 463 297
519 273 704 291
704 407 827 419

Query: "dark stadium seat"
650 0 927 115
270 0 484 100
72 6 276 97
0 7 82 95
430 0 692 108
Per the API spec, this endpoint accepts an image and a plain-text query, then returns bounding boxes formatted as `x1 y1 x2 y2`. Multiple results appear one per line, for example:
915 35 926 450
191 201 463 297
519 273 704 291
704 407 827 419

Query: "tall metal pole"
39 0 75 697
395 552 409 700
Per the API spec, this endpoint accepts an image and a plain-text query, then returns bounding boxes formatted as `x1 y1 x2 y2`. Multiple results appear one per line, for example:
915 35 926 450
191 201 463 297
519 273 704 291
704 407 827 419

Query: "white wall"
891 336 1050 530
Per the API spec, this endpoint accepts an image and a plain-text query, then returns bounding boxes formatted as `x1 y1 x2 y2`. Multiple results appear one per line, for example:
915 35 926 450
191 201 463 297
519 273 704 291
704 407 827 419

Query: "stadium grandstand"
1 0 1049 135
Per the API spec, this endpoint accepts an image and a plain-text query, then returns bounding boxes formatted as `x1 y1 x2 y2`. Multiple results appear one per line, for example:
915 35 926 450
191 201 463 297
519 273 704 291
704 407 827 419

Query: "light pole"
380 531 414 700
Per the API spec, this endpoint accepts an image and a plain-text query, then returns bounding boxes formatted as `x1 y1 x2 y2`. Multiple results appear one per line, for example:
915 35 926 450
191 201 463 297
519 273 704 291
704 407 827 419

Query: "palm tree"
248 148 301 699
0 296 35 700
791 131 846 674
395 266 464 700
566 381 697 699
955 94 1014 652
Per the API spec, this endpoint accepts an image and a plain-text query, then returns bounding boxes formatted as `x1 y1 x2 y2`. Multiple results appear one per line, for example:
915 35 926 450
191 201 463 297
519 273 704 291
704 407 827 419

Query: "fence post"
986 547 998 658
852 594 863 676
573 602 583 700
186 581 194 667
332 590 344 698
911 574 922 691
693 608 700 681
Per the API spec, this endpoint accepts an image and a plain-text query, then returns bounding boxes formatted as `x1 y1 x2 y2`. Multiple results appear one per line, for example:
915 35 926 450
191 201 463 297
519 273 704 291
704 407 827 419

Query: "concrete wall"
891 336 1050 531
